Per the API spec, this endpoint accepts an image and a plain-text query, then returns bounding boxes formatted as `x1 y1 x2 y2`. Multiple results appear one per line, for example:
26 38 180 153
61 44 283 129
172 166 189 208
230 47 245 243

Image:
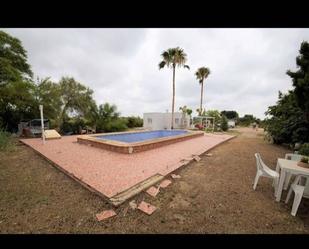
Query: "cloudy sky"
3 28 309 119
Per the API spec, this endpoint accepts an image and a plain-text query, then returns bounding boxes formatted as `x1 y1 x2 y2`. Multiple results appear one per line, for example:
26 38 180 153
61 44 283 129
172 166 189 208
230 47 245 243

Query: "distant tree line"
220 111 261 127
220 110 239 120
0 31 142 134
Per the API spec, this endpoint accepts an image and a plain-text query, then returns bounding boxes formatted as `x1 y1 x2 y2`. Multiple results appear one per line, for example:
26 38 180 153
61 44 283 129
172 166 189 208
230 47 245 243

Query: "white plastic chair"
283 153 303 190
285 175 309 216
253 153 280 193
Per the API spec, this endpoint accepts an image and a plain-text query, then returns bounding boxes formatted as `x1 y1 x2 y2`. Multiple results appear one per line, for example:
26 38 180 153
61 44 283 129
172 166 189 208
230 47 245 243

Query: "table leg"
275 161 280 173
274 161 280 187
276 169 286 202
283 172 292 190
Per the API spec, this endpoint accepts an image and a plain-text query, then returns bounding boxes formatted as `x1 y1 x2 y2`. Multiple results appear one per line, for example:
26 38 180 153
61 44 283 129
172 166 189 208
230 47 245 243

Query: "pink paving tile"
159 179 172 188
171 174 181 179
137 201 157 215
146 186 160 197
20 133 234 202
96 210 117 221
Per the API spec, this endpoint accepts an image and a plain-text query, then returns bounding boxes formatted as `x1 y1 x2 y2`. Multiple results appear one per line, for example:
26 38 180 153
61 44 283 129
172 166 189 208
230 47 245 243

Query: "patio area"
20 132 234 205
2 127 309 233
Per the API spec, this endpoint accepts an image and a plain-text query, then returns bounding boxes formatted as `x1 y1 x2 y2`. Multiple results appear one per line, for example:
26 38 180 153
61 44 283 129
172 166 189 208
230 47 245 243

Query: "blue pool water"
96 130 188 143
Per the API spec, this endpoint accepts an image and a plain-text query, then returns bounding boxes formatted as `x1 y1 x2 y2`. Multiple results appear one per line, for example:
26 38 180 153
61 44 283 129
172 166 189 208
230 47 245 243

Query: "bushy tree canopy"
0 31 33 85
33 77 62 127
0 80 37 131
265 41 309 144
238 114 257 126
286 41 309 122
0 31 36 131
124 116 143 128
96 103 127 132
221 110 239 120
265 90 308 144
0 31 128 134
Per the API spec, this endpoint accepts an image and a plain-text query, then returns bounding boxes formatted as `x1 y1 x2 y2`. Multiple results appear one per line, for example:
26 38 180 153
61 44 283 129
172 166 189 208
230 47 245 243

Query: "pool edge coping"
76 130 205 154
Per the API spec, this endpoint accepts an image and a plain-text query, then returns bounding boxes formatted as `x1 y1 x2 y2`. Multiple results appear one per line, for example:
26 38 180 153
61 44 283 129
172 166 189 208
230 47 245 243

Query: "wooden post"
39 105 45 144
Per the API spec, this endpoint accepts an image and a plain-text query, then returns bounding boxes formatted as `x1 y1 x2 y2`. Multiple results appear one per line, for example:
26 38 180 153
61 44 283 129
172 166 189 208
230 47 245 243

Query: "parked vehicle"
18 119 49 137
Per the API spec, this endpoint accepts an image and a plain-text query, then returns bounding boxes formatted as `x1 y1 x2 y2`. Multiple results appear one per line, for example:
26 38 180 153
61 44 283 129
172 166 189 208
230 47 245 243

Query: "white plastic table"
275 158 309 202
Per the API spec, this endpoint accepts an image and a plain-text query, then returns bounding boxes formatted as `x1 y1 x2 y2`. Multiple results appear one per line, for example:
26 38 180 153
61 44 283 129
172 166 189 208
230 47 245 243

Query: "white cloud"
3 28 309 118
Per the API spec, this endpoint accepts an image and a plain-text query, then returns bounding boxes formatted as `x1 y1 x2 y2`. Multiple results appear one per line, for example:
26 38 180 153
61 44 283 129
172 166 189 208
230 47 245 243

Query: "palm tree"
159 47 190 129
195 67 210 116
179 105 193 128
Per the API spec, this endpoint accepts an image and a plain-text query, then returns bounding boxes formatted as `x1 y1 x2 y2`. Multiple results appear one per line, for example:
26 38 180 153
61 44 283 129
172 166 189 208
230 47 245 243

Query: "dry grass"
1 128 309 233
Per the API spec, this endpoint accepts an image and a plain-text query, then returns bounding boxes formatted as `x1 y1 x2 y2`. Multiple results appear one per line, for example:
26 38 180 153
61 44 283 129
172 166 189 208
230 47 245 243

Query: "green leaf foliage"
0 31 33 85
299 143 309 157
265 41 309 145
221 110 239 120
0 129 15 151
123 116 143 128
221 115 229 131
95 103 127 132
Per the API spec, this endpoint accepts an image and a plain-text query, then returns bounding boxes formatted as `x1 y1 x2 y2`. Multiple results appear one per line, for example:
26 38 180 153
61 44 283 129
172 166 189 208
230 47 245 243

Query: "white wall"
143 113 167 130
228 120 235 128
143 112 190 130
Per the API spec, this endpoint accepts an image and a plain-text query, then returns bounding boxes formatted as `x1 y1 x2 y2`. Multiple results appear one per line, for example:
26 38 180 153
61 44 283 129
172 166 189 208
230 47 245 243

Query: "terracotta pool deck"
20 133 234 206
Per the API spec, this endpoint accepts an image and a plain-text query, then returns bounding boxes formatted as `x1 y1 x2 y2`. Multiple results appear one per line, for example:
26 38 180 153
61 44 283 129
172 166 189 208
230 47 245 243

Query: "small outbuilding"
227 119 236 128
143 112 190 130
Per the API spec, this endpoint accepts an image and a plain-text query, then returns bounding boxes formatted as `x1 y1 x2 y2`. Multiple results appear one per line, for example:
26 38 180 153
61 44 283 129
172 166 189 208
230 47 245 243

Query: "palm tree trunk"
200 80 204 115
171 65 176 129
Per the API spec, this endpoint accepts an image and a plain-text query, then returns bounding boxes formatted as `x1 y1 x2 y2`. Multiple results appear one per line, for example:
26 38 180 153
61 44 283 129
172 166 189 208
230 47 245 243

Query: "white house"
143 112 190 130
228 119 236 128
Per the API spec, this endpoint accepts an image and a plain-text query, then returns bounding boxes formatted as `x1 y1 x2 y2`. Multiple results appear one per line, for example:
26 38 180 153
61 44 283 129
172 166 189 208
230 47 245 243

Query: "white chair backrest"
255 153 274 175
255 153 263 171
299 175 309 198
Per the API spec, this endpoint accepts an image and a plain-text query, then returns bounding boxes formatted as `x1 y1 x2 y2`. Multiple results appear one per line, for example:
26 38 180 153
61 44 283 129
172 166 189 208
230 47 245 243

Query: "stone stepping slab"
96 209 117 221
146 186 160 197
137 201 157 215
159 179 172 188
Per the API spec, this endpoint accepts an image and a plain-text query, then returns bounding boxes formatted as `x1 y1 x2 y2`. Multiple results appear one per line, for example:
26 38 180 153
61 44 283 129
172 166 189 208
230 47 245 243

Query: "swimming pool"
77 130 204 154
96 130 188 143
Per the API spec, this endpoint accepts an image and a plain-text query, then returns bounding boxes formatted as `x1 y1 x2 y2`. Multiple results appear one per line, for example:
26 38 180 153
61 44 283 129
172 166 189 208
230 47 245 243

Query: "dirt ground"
1 127 309 234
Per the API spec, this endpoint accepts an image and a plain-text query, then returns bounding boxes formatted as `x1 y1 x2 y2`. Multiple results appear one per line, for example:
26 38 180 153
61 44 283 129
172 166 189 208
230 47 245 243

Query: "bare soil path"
1 127 309 233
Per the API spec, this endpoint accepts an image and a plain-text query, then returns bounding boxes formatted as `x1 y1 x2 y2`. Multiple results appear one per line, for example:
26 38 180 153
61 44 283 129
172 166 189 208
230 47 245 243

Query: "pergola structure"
195 116 215 132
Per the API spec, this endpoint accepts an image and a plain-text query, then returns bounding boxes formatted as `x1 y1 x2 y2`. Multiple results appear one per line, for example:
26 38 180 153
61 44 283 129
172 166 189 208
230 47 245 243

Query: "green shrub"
124 116 143 128
71 118 86 134
60 120 74 134
0 130 15 151
103 119 128 132
204 127 213 133
299 143 309 156
60 117 89 134
221 115 229 131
